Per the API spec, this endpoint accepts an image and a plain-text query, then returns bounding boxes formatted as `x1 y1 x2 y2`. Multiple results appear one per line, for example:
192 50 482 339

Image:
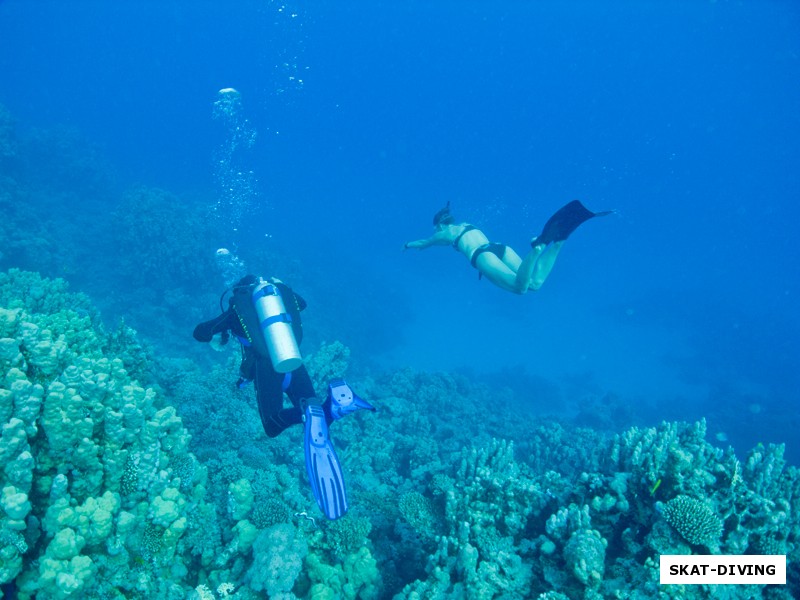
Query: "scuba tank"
251 278 303 373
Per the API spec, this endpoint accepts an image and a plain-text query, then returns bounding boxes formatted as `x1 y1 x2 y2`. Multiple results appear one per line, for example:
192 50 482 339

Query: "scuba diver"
404 200 613 294
193 274 374 520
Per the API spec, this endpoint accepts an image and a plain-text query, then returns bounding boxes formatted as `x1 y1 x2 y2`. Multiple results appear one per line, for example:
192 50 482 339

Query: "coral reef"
110 186 217 290
2 269 798 600
375 382 800 599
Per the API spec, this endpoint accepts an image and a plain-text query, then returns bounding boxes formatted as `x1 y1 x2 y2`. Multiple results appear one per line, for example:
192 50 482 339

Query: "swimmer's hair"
433 201 454 226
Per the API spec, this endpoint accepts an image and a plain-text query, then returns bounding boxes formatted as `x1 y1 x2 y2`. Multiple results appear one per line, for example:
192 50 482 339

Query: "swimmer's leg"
529 241 565 290
502 246 523 270
475 253 519 293
514 242 546 293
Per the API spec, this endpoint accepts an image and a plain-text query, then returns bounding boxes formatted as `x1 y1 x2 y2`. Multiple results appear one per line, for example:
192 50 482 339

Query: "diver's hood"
234 274 259 288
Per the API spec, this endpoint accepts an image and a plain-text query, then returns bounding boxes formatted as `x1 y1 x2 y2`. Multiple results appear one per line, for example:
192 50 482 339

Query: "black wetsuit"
193 279 317 438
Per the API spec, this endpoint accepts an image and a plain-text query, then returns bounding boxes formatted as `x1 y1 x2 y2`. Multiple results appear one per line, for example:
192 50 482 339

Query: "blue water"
1 0 798 465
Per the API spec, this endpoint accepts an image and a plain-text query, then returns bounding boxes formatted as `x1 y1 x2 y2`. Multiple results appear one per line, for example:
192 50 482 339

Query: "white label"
660 555 786 585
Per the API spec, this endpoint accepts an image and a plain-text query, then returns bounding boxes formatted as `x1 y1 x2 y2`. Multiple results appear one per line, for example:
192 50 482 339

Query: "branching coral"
662 495 723 549
325 515 373 558
398 491 438 538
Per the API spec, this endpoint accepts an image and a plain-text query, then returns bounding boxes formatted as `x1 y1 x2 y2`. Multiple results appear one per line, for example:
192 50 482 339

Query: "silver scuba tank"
252 278 303 373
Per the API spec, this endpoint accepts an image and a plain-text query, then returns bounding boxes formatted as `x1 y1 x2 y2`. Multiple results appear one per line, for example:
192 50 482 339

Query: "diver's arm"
404 230 452 250
193 310 235 342
291 290 308 312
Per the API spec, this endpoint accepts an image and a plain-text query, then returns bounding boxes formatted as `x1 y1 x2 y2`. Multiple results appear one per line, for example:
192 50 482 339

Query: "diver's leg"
285 365 324 413
529 241 565 290
255 360 301 437
514 243 547 292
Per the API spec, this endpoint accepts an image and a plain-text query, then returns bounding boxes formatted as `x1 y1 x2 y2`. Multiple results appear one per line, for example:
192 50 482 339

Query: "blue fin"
327 379 376 420
304 405 348 519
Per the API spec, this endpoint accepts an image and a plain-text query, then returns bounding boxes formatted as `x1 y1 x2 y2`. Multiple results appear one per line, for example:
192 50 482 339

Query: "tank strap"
261 313 292 328
253 283 278 299
282 372 292 392
254 283 293 328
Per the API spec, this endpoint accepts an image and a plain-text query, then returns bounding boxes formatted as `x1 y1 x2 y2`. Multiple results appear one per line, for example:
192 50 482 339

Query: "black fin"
534 200 613 246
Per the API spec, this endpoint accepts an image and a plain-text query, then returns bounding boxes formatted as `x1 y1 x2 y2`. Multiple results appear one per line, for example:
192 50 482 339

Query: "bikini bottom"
470 242 507 268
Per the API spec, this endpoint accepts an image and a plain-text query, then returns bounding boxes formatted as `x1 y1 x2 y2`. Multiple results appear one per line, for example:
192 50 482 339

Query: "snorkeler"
404 200 613 294
193 275 374 520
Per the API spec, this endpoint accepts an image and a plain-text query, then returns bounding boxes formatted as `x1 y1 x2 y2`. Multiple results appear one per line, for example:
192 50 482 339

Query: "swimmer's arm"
404 231 452 250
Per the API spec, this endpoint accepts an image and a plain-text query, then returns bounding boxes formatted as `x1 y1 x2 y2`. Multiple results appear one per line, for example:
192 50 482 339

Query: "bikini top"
452 224 477 250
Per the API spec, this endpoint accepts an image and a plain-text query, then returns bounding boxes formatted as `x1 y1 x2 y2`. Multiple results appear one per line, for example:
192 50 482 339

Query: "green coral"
563 528 606 587
662 494 723 548
227 478 254 520
245 523 308 595
305 546 382 600
326 515 373 557
0 270 213 597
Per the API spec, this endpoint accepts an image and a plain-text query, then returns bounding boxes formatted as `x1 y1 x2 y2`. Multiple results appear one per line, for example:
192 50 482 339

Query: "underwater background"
1 1 798 598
